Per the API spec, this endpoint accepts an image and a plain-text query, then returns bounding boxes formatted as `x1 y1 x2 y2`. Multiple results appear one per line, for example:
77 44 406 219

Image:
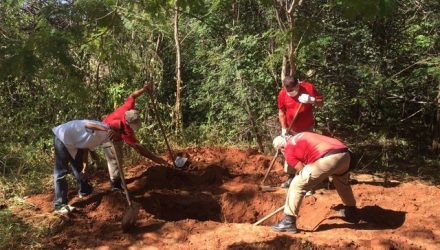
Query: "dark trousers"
53 135 91 209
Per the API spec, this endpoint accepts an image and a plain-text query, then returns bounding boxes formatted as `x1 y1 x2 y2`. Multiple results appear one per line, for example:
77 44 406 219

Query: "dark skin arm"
82 123 119 177
129 143 172 167
81 149 89 177
278 109 288 130
84 122 120 140
127 82 171 167
130 82 153 99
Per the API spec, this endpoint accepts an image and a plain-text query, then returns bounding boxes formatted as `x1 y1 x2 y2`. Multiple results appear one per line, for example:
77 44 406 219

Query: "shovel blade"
259 185 278 192
174 156 188 169
121 202 140 232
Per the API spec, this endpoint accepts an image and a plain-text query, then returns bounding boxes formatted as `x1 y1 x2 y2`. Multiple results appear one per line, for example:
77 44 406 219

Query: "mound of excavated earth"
23 147 440 249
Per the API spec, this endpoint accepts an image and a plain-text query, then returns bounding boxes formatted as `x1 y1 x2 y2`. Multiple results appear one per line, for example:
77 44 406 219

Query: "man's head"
273 136 287 150
283 76 300 97
125 109 141 131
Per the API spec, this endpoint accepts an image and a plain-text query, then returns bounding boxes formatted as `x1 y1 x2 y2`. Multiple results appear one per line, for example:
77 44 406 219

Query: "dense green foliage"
1 0 439 201
0 0 439 247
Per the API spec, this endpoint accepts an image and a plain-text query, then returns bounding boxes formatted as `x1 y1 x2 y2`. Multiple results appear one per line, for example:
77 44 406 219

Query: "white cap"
272 136 287 149
125 109 141 131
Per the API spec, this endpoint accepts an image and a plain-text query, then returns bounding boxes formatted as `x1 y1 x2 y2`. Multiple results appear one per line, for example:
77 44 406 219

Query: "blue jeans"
53 135 92 209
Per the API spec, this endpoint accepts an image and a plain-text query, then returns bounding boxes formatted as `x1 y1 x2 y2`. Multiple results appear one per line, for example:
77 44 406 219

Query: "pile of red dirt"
22 146 440 249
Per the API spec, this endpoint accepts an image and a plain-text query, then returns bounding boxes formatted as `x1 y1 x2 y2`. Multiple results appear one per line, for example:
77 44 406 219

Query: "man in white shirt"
52 120 119 214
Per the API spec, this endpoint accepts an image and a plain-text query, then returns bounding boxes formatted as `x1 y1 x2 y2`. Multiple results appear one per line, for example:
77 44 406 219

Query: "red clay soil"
23 146 440 249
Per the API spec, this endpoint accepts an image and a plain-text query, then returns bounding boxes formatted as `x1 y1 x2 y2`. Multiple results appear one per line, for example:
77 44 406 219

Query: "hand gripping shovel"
111 143 140 232
147 91 187 169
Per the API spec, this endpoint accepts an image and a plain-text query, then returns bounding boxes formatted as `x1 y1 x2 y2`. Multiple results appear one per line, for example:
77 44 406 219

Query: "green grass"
0 208 46 250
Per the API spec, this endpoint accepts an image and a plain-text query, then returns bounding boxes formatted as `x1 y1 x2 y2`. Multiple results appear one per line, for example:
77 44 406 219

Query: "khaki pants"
284 152 356 216
102 141 123 181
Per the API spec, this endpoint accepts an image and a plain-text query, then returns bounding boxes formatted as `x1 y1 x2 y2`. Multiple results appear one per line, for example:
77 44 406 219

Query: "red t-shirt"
103 96 138 145
277 81 323 132
284 132 347 168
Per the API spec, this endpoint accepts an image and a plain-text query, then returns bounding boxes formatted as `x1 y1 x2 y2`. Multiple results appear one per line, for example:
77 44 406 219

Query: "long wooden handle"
253 205 285 226
287 103 303 132
111 143 132 207
147 92 176 163
260 150 279 185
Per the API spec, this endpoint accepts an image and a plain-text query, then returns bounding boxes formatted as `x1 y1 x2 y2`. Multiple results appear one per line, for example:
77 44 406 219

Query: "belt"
322 148 350 158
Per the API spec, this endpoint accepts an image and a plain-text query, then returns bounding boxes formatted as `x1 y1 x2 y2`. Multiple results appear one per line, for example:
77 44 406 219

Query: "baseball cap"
125 110 141 131
273 136 287 149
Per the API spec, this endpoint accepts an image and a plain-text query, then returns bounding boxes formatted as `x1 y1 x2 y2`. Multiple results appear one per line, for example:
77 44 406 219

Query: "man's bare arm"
130 82 153 99
129 143 171 167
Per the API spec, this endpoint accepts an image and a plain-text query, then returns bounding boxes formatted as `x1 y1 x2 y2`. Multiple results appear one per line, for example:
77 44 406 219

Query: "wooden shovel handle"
253 205 285 226
287 103 303 133
260 150 279 185
147 91 176 163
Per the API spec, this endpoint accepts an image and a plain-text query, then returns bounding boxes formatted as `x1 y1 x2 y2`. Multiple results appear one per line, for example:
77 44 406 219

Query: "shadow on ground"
315 205 406 232
226 235 317 249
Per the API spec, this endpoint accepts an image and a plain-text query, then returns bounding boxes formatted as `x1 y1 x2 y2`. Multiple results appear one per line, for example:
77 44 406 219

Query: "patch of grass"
0 208 46 249
343 131 440 185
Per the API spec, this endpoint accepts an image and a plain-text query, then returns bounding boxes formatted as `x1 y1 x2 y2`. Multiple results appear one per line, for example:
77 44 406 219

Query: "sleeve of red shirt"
105 120 122 131
123 96 136 110
277 89 285 110
121 130 138 145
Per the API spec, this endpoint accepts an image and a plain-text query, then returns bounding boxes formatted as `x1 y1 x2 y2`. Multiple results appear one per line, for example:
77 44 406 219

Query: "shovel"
259 150 280 192
147 91 187 168
258 103 303 191
111 143 140 232
253 205 285 226
286 102 303 135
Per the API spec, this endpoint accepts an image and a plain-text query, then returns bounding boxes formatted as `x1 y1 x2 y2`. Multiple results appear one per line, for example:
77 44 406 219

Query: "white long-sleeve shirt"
52 120 110 158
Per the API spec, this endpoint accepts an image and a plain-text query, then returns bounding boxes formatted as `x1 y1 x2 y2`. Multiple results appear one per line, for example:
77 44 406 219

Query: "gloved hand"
281 128 287 136
298 94 316 104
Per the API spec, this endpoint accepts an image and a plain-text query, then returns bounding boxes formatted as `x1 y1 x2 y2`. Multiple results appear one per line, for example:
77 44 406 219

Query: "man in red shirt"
271 132 359 233
102 82 171 190
278 76 323 188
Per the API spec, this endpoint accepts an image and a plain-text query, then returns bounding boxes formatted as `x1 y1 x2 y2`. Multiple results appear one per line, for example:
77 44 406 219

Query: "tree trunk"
281 55 288 81
244 97 265 153
272 0 303 77
432 84 440 154
174 3 182 136
287 9 296 76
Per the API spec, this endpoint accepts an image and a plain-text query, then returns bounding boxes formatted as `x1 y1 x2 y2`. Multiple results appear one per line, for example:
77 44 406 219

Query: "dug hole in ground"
21 147 440 249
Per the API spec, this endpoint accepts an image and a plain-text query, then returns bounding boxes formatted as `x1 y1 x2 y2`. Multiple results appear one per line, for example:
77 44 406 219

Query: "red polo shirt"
103 96 138 145
277 81 322 132
284 132 347 168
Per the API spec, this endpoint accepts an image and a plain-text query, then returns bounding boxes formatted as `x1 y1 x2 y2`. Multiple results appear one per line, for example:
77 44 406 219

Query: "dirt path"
22 147 440 249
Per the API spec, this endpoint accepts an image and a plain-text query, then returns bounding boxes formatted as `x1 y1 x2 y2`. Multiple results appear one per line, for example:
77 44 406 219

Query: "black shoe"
78 183 94 198
110 179 123 192
339 206 360 224
280 177 293 188
272 215 298 233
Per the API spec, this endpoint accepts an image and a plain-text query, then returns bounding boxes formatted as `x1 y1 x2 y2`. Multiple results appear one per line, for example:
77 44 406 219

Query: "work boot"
280 175 294 188
305 189 315 196
272 215 298 233
54 204 76 214
78 182 94 198
339 206 360 224
110 178 123 192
